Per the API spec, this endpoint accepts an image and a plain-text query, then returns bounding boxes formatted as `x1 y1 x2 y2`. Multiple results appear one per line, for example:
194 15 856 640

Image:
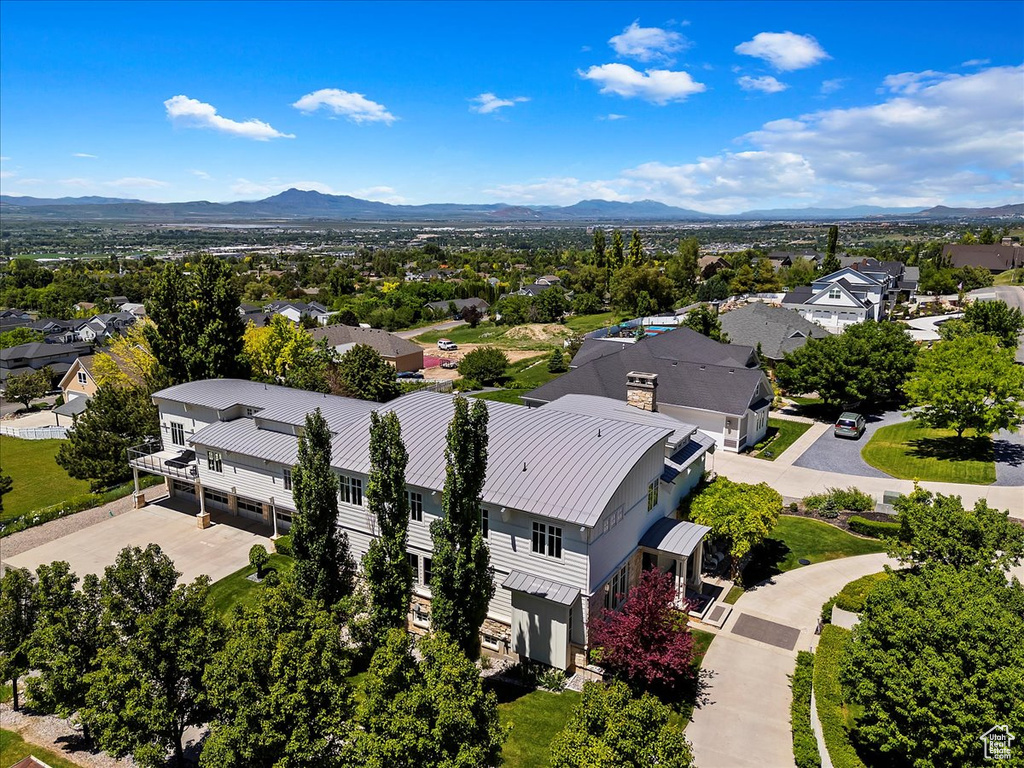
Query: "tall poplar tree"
429 397 494 659
820 225 842 274
0 567 37 711
592 228 606 267
363 411 413 644
628 229 644 267
292 408 356 607
611 230 625 271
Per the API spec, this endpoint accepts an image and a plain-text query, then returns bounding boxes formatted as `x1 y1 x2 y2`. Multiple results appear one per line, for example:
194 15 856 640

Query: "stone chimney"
626 371 658 412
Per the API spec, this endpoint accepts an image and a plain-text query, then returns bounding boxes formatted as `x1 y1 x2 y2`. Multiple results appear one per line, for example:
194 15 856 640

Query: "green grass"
414 322 560 350
496 686 582 768
723 584 745 604
472 389 526 405
564 311 620 334
509 357 562 389
753 418 813 461
207 553 295 617
788 395 823 406
0 683 10 703
861 420 995 484
1 438 92 521
741 516 886 588
1 729 87 768
994 268 1024 286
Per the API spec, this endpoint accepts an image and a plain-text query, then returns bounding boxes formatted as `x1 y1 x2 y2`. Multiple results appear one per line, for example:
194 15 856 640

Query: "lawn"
472 389 526 405
207 553 295 617
752 418 812 461
564 311 620 334
1 729 86 768
1 438 92 521
740 516 886 588
469 354 564 405
994 268 1023 286
861 420 995 484
414 322 559 351
496 685 582 768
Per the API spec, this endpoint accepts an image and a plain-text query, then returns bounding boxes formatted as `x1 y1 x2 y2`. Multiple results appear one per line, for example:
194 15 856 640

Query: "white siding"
660 404 728 450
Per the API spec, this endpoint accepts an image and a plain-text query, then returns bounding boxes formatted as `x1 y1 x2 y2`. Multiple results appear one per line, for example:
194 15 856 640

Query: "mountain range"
1 189 1021 223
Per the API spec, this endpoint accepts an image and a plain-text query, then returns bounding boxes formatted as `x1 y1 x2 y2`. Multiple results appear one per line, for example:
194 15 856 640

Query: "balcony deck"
128 444 200 482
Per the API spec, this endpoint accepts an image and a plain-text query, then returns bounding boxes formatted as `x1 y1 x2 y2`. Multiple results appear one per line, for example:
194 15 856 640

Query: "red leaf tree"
589 568 696 692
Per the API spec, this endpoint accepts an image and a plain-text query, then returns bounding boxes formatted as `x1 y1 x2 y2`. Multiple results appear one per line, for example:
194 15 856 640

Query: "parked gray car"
834 412 866 439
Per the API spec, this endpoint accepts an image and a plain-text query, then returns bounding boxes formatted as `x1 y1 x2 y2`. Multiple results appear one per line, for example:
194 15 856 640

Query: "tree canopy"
334 343 399 402
689 478 782 580
458 345 509 385
3 367 50 408
940 298 1024 348
681 304 729 343
243 314 334 392
905 333 1024 437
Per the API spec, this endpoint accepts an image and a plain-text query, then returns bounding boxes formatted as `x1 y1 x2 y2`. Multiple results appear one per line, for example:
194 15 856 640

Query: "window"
276 510 293 524
283 468 292 491
481 507 489 538
647 480 659 512
407 553 419 583
408 491 423 522
170 422 185 447
423 557 433 585
828 287 842 300
207 451 223 473
604 563 630 610
532 521 562 558
204 489 229 505
77 371 88 386
339 475 363 506
245 407 258 417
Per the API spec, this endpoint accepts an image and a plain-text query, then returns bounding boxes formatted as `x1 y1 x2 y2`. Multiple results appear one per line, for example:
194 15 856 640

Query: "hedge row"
791 650 821 768
0 475 163 538
847 516 900 539
834 572 890 614
273 534 293 556
814 625 866 768
803 487 875 514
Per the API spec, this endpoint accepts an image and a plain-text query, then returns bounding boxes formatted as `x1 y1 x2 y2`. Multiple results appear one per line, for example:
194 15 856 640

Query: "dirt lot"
419 342 545 379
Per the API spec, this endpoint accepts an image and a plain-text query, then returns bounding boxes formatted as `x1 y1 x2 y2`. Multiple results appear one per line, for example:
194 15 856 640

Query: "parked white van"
437 339 458 351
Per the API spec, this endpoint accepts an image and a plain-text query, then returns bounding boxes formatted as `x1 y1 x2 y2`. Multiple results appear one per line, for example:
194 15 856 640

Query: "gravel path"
791 410 909 478
1 492 148 560
1 703 136 767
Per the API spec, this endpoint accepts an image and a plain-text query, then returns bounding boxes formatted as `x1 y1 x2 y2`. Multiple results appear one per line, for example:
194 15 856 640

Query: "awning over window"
502 570 580 606
639 517 711 558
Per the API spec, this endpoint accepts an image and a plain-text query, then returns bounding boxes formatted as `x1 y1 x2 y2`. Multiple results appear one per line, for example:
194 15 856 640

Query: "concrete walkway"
712 450 1024 520
687 553 893 768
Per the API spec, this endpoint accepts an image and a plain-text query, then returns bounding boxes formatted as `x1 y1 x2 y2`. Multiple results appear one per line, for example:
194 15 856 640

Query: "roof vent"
522 461 527 473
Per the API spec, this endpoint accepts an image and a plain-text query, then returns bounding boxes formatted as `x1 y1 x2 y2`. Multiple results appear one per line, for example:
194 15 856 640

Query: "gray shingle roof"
502 570 579 605
540 393 697 450
638 517 711 557
309 324 422 359
167 382 672 527
718 303 830 360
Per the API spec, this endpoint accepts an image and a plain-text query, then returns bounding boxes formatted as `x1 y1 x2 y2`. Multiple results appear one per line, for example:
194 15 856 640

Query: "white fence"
0 424 69 440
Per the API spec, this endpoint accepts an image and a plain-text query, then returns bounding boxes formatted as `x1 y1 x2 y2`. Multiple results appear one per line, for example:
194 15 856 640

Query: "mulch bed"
780 504 895 534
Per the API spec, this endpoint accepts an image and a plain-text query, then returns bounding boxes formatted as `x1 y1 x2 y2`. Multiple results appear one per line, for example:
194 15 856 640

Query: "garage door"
203 488 230 512
237 496 264 523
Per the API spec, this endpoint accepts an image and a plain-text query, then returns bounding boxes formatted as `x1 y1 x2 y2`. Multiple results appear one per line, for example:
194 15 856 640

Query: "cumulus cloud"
820 78 846 95
164 95 294 140
962 58 990 67
469 93 529 115
579 63 705 104
292 88 396 125
738 75 788 93
881 70 951 94
609 21 688 63
735 31 830 71
72 152 97 158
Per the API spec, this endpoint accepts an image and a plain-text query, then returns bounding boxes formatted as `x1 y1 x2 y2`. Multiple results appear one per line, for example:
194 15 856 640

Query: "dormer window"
828 287 842 300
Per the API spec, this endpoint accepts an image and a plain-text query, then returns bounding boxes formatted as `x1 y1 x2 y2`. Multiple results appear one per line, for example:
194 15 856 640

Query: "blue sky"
1 1 1021 212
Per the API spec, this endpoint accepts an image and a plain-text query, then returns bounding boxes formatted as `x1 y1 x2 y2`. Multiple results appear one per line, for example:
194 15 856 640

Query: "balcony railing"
128 440 199 482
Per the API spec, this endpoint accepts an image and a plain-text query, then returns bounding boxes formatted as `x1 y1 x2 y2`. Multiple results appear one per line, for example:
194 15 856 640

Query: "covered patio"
638 517 722 622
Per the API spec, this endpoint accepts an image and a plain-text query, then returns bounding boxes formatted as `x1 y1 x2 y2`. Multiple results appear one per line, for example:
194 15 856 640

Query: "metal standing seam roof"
164 382 673 528
639 517 712 558
502 570 580 605
540 393 697 450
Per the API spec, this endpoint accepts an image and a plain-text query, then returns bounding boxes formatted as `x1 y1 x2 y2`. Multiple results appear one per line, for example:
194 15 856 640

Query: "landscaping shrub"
273 534 292 556
847 516 900 539
803 487 874 514
453 378 482 392
834 573 889 614
814 625 867 768
789 502 799 514
791 650 821 768
249 544 270 577
820 596 838 624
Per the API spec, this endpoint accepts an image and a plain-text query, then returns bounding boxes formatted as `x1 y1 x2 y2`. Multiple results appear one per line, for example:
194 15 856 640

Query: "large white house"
781 261 904 332
129 379 715 671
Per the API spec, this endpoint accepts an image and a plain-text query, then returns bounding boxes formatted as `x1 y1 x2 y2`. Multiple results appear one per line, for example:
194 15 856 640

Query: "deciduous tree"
335 343 399 402
905 334 1024 438
941 299 1024 348
291 408 356 607
3 367 49 409
93 321 163 392
690 478 782 580
458 346 509 386
682 304 729 343
611 267 674 316
611 230 624 271
551 680 694 768
243 314 333 392
430 396 493 659
627 230 644 267
0 327 43 349
363 411 412 645
667 237 700 299
0 567 37 710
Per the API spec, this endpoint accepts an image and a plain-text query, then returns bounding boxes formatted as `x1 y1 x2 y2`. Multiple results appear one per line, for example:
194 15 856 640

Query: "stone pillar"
196 479 210 529
228 487 238 516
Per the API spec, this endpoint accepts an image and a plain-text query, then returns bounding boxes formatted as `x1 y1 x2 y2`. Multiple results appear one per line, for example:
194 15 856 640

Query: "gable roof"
942 244 1022 272
718 303 830 359
309 324 422 359
424 297 490 312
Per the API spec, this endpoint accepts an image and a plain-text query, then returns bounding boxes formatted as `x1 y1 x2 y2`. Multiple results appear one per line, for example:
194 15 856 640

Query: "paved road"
687 553 894 768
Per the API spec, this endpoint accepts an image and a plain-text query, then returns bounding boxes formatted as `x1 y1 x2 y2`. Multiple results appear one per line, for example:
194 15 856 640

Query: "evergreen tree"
628 230 644 267
292 408 356 607
592 228 606 267
0 567 37 711
667 237 700 299
56 384 160 491
753 258 781 292
363 411 413 645
820 225 842 274
611 230 625 270
429 397 494 659
547 347 569 373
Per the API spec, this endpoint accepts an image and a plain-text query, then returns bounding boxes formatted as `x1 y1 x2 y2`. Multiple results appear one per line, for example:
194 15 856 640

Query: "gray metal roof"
502 570 580 606
660 432 715 483
53 396 89 417
168 382 672 528
639 517 711 557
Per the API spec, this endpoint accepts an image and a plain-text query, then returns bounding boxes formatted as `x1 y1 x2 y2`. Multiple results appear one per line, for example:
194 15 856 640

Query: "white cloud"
349 185 407 204
72 152 97 158
579 63 705 104
106 177 168 189
609 21 688 64
820 78 846 95
164 95 294 140
962 58 990 67
292 88 396 125
0 171 14 179
600 113 628 120
881 70 950 94
735 31 830 71
469 93 529 115
738 75 788 93
190 169 212 180
484 177 628 205
0 157 9 162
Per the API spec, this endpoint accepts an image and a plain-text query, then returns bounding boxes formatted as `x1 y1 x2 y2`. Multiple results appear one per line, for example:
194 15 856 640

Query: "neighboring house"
698 256 729 280
718 303 830 363
781 261 903 332
54 354 99 424
264 300 332 326
424 297 490 318
76 312 137 343
104 295 129 307
941 244 1023 273
74 301 97 313
536 275 561 286
525 327 773 453
0 341 92 387
129 380 714 670
309 324 424 372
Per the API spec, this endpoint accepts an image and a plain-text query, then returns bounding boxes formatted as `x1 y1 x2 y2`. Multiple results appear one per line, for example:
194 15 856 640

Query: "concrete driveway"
2 499 272 584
